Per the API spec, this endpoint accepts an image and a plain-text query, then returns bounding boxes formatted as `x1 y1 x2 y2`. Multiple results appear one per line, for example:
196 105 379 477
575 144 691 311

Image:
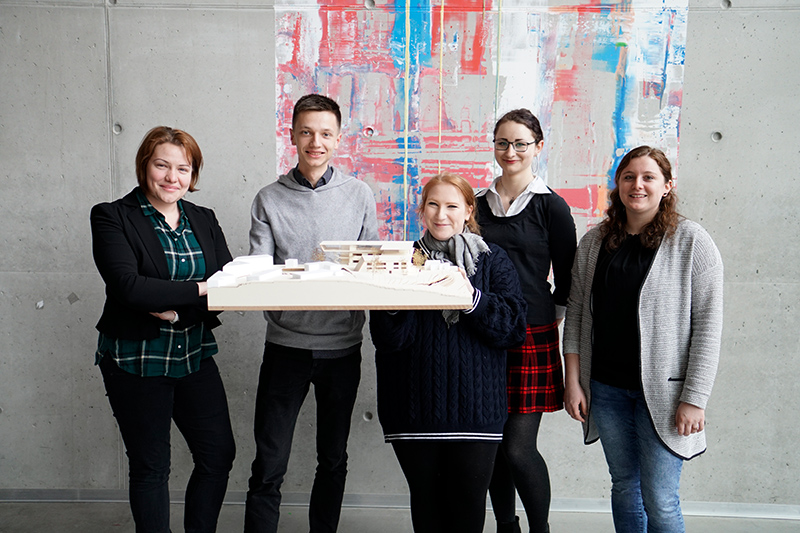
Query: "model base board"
207 241 473 311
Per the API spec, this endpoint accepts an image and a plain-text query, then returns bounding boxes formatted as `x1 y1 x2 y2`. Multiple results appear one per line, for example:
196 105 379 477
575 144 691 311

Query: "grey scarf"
418 230 489 325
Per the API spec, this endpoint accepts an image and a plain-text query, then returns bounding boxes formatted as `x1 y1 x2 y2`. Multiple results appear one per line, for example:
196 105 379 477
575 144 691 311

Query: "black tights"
392 440 499 533
489 412 551 533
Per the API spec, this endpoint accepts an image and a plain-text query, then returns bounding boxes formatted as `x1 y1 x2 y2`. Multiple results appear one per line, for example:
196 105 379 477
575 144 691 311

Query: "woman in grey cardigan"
563 146 723 533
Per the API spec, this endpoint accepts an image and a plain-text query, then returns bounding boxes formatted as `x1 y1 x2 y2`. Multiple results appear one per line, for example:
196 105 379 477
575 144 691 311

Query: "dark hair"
600 145 679 251
493 109 544 144
292 94 342 130
135 126 203 192
418 172 481 235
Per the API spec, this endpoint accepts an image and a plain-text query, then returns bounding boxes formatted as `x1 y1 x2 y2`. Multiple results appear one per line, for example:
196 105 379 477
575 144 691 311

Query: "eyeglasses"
493 140 537 152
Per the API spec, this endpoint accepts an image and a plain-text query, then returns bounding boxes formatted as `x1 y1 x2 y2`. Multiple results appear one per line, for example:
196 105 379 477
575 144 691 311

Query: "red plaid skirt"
506 322 564 413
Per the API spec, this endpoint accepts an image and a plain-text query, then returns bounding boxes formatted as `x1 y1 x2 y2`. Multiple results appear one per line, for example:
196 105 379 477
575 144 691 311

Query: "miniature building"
319 241 414 273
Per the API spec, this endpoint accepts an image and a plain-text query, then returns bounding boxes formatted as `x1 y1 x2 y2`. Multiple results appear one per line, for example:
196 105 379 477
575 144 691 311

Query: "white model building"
206 241 471 311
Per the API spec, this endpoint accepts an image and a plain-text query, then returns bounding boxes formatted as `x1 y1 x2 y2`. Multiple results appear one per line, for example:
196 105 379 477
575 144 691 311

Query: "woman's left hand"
150 310 178 323
675 402 705 436
457 267 475 295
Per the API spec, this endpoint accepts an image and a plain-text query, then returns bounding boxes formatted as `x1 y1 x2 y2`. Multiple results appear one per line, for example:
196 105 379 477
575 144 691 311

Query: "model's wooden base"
207 271 472 311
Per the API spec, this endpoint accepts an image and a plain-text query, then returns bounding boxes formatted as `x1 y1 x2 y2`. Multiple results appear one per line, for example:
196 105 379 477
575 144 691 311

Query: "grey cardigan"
563 219 723 459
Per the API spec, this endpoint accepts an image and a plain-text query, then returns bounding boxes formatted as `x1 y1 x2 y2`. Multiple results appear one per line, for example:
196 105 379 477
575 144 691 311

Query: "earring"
532 155 540 175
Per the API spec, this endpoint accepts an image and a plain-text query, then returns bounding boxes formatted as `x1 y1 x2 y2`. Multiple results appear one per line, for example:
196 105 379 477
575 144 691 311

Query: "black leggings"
489 412 551 533
392 440 500 533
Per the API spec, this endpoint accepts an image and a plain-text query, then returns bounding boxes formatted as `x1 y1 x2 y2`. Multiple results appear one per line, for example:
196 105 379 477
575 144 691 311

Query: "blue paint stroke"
604 5 688 187
609 72 635 188
394 135 422 151
391 156 420 184
390 0 433 70
591 41 622 74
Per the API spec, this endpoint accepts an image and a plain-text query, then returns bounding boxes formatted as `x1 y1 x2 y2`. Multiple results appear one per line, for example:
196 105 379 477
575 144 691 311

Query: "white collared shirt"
476 175 551 217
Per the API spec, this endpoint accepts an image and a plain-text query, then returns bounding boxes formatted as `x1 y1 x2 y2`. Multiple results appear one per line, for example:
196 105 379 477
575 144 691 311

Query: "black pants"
99 356 236 533
244 344 362 533
392 440 500 533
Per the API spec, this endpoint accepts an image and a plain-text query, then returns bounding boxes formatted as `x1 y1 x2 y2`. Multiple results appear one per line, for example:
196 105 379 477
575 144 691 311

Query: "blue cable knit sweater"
370 243 527 442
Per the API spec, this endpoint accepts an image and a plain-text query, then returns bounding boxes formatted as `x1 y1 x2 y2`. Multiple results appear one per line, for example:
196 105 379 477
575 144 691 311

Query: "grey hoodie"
249 167 379 351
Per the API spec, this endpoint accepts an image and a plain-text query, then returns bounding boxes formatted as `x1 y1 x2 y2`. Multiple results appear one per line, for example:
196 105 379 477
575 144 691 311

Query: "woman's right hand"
564 380 587 423
150 310 178 323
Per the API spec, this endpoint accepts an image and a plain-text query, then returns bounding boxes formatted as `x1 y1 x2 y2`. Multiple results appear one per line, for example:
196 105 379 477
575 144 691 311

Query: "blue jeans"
590 380 685 533
99 356 236 533
244 343 362 533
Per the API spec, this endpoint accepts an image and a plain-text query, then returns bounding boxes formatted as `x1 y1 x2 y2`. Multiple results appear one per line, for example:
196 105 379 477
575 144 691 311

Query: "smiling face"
290 110 342 181
493 120 544 176
617 155 673 225
143 142 192 211
422 182 474 241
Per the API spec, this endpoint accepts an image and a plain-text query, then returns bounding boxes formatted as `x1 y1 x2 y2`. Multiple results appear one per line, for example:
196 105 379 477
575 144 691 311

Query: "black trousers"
392 440 500 533
244 344 362 533
100 356 236 533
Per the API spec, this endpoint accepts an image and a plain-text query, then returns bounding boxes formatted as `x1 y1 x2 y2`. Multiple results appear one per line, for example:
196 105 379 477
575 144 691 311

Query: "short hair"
292 94 342 131
418 172 481 235
135 126 203 192
601 145 679 251
493 108 544 144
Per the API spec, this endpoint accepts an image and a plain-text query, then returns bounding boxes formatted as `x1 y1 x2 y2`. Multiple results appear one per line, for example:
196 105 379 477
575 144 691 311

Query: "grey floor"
1 502 798 533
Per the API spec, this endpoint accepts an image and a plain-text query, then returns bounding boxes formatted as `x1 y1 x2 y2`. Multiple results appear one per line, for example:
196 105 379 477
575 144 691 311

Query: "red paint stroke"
278 14 312 80
432 0 492 75
418 161 492 186
552 185 600 213
550 0 631 16
554 67 580 102
668 89 683 107
642 80 664 99
318 7 398 71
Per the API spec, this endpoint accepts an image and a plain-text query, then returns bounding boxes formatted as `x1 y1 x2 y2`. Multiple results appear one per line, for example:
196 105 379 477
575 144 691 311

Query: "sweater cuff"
462 288 483 316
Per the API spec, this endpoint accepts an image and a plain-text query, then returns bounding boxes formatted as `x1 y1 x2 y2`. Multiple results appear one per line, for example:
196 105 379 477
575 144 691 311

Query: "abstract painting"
275 0 688 239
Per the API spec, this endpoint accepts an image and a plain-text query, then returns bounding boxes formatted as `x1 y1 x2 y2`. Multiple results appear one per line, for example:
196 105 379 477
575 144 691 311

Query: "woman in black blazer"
91 126 235 533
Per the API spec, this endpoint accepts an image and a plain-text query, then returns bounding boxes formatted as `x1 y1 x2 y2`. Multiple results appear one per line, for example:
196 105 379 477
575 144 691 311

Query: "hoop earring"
532 155 540 175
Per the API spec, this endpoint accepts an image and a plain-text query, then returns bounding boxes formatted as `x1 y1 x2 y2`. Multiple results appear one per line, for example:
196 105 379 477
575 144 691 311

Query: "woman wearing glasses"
477 109 577 533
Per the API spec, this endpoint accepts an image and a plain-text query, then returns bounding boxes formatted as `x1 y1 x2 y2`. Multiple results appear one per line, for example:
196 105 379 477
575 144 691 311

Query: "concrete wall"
1 0 798 515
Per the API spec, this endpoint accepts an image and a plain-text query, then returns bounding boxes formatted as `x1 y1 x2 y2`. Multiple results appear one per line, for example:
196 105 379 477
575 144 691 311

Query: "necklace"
497 178 530 205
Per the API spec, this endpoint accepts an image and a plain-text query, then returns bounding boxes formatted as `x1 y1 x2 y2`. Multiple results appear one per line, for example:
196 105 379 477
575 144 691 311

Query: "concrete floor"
0 502 798 533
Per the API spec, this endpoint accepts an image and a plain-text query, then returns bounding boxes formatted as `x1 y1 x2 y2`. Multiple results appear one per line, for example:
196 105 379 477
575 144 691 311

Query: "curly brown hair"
600 146 679 251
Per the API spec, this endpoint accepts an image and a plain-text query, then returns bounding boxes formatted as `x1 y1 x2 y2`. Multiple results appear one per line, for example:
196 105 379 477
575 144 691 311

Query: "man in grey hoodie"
244 94 379 533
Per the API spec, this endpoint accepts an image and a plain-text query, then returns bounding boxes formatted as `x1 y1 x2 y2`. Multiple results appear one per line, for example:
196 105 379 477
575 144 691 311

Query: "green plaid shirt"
95 190 218 377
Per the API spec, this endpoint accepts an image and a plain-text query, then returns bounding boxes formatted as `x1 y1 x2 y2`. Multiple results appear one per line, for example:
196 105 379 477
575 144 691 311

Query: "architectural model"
206 241 473 311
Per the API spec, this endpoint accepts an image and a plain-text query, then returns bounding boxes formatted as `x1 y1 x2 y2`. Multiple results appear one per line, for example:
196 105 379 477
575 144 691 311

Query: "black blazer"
91 188 233 341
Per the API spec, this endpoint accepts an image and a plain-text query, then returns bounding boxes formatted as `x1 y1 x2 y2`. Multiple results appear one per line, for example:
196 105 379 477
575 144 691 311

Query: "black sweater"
370 243 527 441
476 191 576 325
